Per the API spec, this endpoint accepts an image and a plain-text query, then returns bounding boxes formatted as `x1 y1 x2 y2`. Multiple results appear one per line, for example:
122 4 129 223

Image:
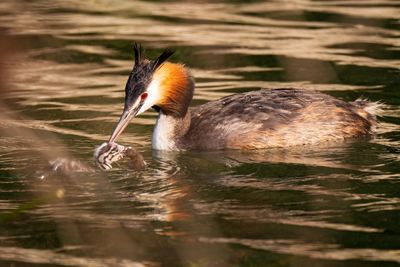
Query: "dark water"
0 0 400 266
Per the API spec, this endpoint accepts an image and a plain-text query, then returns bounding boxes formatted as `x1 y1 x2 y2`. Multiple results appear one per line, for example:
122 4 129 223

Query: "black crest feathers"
132 43 174 73
133 42 143 66
151 49 174 72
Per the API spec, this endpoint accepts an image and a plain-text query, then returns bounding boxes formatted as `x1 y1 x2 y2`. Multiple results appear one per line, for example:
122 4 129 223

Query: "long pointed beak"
108 101 144 144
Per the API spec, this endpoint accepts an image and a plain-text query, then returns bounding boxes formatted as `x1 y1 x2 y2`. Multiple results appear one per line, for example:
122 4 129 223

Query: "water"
0 0 399 266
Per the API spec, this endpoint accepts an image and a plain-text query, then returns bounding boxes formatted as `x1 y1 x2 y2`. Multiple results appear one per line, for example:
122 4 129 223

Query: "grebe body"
108 45 380 151
154 89 378 150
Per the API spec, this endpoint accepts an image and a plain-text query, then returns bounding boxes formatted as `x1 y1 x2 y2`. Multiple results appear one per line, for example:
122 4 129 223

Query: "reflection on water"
0 0 400 266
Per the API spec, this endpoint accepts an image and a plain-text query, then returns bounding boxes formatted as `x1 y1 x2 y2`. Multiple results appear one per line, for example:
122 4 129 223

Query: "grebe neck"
150 63 195 150
152 110 191 151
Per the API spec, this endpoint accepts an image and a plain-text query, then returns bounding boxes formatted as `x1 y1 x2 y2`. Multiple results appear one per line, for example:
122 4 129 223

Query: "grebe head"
108 43 194 143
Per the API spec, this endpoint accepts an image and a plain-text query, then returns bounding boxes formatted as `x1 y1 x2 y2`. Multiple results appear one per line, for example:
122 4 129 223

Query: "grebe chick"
108 44 381 151
38 143 145 178
94 142 146 170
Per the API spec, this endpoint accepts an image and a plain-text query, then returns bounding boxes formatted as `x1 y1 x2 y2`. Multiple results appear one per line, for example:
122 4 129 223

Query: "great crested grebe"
108 44 380 151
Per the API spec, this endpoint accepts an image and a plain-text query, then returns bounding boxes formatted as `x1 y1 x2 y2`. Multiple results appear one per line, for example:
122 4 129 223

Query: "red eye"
141 93 148 100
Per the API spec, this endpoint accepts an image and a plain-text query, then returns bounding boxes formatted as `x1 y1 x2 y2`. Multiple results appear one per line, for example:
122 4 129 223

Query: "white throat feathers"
152 111 191 151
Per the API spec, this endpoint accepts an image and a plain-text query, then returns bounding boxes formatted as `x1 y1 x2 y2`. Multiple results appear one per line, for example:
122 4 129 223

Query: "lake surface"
0 0 399 266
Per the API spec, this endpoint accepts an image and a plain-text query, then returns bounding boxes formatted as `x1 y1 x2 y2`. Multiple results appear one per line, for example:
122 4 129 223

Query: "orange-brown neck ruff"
153 62 194 117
